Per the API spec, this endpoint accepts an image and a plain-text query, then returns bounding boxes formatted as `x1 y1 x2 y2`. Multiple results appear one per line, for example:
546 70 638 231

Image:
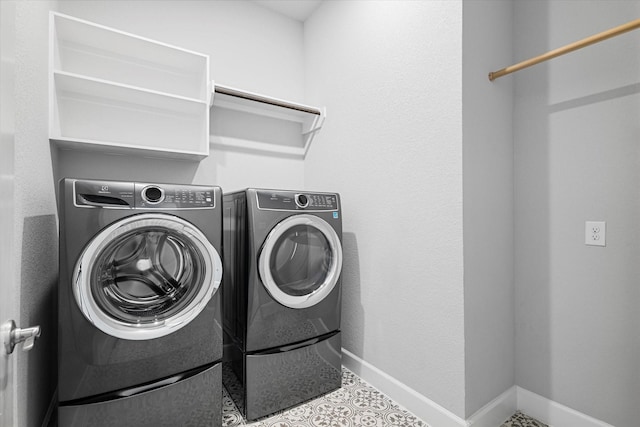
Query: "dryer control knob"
295 194 309 208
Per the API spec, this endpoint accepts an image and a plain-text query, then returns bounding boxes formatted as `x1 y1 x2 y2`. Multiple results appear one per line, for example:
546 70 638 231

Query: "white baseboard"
342 348 468 427
466 386 517 427
342 349 612 427
516 387 615 427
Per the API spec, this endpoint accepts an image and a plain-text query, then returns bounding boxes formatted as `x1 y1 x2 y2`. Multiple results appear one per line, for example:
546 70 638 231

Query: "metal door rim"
72 213 222 340
258 214 342 309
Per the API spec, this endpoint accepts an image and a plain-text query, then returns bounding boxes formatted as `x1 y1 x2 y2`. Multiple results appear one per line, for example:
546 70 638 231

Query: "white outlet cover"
585 221 606 246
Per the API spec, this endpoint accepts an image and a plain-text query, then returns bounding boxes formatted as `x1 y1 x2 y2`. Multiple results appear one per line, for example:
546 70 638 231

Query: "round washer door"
258 214 342 309
73 213 223 340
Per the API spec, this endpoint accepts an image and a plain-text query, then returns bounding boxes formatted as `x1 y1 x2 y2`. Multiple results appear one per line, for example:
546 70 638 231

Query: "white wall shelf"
210 83 325 158
49 12 211 159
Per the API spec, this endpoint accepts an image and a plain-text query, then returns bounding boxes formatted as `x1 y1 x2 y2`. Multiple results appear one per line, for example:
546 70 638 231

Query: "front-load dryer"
57 178 223 427
222 188 343 420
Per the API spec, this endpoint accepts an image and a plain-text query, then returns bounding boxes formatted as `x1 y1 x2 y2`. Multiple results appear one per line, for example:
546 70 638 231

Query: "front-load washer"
57 178 223 427
222 188 343 420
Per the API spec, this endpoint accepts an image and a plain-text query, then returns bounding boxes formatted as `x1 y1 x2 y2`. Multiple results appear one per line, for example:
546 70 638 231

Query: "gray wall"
462 0 515 418
304 0 467 417
514 1 640 426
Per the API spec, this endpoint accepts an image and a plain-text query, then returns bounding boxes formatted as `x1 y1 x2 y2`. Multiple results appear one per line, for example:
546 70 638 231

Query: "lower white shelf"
51 136 208 160
50 72 209 159
209 135 308 157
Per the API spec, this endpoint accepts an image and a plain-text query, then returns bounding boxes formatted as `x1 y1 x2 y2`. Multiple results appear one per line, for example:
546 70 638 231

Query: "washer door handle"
2 320 41 355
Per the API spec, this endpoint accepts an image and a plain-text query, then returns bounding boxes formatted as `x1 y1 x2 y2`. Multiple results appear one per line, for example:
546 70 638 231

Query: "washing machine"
222 188 343 420
57 178 223 427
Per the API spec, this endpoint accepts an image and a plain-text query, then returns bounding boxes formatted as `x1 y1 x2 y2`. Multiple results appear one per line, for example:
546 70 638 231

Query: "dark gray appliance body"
57 178 223 427
223 188 343 420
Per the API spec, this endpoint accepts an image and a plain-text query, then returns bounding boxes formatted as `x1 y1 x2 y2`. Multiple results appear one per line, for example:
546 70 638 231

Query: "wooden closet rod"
489 18 640 81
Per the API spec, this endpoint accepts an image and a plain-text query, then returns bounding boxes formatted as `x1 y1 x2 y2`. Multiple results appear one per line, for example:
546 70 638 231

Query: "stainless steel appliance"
57 178 223 427
222 188 343 420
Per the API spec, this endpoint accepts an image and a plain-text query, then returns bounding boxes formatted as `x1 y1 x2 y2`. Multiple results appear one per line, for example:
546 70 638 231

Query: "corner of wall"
462 0 515 417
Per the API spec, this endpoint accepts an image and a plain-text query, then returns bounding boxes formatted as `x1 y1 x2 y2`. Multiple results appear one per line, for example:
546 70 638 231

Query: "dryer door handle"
279 337 320 353
253 336 321 355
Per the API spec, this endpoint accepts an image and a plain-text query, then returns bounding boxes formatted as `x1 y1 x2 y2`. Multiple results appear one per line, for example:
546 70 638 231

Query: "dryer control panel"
256 190 339 211
73 179 216 209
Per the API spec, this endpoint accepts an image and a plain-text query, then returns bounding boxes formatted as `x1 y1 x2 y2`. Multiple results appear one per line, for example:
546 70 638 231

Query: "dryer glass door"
259 214 342 309
73 213 223 340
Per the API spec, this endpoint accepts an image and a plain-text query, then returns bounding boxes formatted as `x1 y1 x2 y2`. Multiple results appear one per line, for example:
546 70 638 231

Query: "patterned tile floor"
500 411 548 427
222 367 547 427
46 367 545 427
222 368 428 426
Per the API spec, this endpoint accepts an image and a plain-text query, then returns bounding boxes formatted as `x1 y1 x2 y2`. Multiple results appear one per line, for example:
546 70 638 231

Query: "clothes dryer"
57 178 223 427
222 188 343 420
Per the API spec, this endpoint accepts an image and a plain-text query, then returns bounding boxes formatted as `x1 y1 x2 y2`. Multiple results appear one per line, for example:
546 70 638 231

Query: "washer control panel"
136 183 215 209
256 190 339 211
73 179 216 209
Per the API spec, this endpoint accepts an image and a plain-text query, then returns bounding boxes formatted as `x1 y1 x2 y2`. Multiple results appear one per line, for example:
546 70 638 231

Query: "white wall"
0 3 18 425
514 1 640 426
55 0 307 191
304 0 466 418
7 2 60 427
462 0 515 418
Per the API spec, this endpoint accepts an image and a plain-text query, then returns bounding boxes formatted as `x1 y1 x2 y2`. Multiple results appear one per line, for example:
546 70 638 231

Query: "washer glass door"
73 213 222 340
259 214 342 309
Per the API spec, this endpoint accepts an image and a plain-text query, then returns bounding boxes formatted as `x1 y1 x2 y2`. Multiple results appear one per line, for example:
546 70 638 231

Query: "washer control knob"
295 194 309 208
142 186 164 204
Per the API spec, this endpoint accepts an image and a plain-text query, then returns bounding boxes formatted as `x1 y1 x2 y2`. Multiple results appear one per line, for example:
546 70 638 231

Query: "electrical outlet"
585 221 606 246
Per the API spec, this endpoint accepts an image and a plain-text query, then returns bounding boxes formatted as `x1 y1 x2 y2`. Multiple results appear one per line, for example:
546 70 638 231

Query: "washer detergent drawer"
58 362 222 427
245 331 341 420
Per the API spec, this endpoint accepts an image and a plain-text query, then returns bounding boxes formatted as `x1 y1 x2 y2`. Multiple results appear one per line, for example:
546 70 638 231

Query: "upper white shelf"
210 83 325 158
49 12 211 159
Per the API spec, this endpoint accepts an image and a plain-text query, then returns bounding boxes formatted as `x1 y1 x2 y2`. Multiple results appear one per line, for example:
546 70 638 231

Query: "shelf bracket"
302 107 326 157
208 80 215 107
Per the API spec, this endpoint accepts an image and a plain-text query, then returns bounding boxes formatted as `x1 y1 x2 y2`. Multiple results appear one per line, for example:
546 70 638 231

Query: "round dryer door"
73 213 222 340
259 214 342 309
